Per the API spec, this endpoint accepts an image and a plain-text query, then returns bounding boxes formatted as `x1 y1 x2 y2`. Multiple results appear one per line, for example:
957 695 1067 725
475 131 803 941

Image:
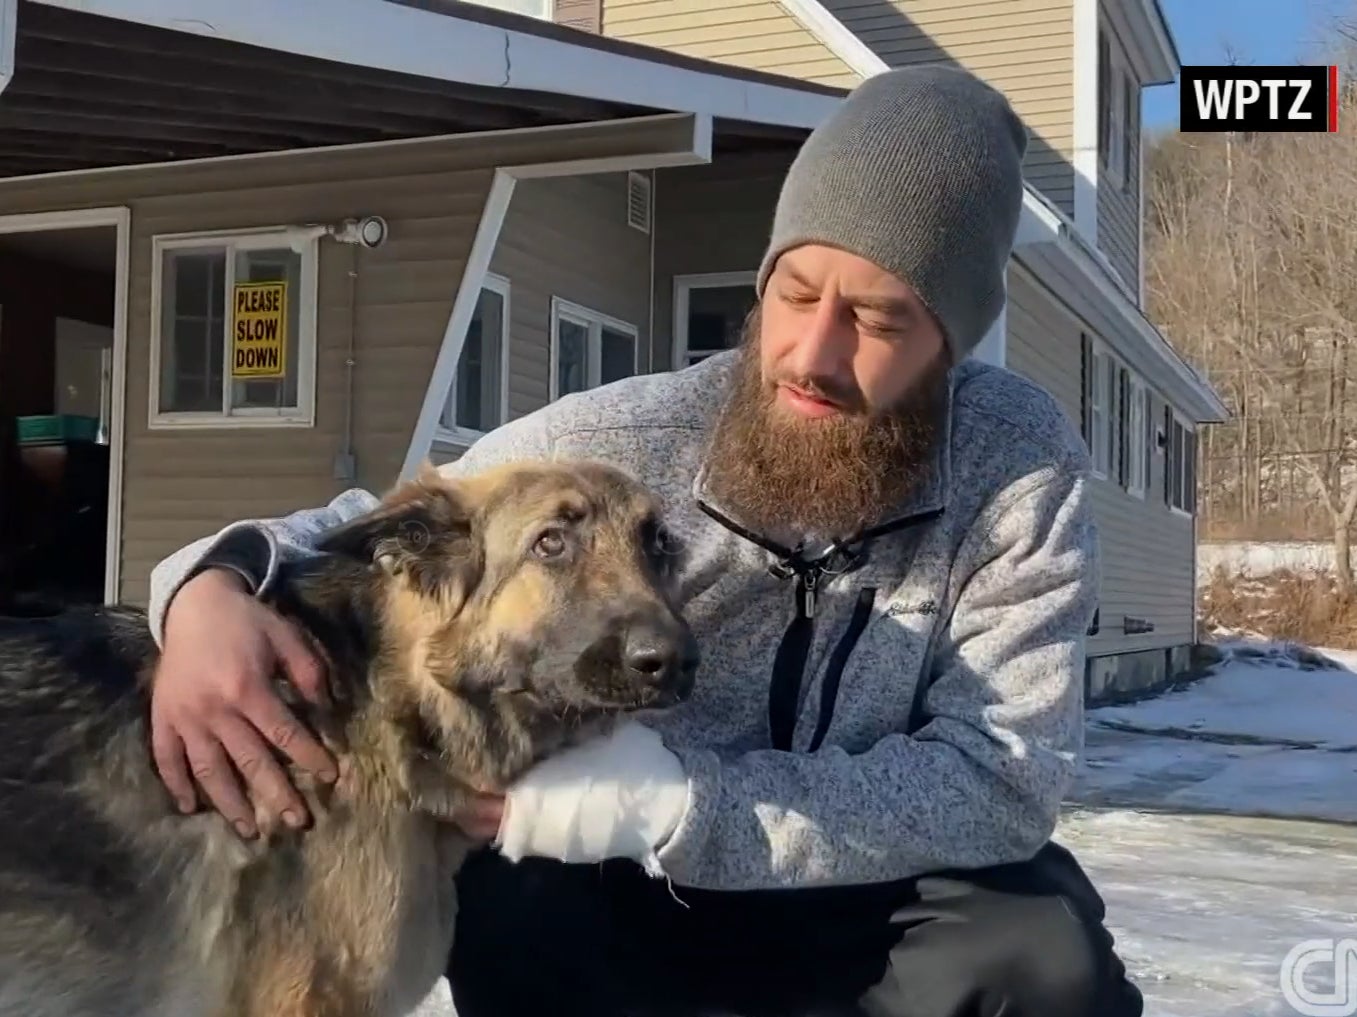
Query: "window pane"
159 248 226 413
453 287 505 432
556 318 588 397
230 247 302 411
1142 390 1153 487
600 327 634 385
686 283 756 360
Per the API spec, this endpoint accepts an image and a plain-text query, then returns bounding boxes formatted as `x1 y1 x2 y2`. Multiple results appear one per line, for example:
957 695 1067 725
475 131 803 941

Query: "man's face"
759 244 947 417
702 244 953 544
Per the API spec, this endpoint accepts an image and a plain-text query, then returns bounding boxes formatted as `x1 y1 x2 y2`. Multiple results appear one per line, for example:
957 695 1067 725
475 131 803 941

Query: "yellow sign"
230 281 287 379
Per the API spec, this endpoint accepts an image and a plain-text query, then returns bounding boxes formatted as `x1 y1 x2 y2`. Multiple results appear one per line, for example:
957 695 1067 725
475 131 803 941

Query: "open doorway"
0 210 127 616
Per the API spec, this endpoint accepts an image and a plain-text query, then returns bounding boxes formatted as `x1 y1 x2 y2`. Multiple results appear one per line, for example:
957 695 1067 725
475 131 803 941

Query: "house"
0 0 1223 700
549 0 1229 699
0 0 848 611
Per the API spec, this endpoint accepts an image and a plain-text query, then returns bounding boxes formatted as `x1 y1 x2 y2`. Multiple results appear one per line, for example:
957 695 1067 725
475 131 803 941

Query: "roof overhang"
1014 194 1227 424
1 0 830 177
1106 0 1179 86
27 0 845 130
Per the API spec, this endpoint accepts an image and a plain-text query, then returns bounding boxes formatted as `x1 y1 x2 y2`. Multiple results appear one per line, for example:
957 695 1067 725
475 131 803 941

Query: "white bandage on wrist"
494 721 689 876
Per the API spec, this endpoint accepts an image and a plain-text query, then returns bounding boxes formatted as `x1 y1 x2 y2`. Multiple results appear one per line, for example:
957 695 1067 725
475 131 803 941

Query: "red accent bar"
1330 65 1340 133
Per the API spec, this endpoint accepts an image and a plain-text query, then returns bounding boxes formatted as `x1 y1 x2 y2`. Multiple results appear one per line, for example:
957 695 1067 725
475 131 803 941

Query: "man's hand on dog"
152 568 506 842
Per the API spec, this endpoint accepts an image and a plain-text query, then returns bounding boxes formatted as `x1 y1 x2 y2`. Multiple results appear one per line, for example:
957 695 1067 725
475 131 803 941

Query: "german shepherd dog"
0 460 699 1017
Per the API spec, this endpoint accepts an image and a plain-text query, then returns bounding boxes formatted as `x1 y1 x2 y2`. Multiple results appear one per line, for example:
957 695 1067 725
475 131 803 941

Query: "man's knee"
861 889 1141 1017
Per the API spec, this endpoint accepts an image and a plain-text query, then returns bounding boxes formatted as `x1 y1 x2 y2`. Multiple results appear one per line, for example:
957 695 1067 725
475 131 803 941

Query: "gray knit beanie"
756 64 1028 364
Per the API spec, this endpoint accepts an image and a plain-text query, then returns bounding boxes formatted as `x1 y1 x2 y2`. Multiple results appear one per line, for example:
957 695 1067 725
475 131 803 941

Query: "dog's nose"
623 621 700 691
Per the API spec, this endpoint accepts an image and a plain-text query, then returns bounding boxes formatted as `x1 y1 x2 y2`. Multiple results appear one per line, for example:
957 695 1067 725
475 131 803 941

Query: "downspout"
0 0 16 97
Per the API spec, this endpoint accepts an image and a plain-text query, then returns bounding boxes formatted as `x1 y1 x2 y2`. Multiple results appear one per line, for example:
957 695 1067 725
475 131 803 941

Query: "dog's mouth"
502 667 692 718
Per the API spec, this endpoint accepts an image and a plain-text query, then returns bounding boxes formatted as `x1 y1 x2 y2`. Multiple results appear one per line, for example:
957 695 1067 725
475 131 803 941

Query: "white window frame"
548 297 639 401
672 270 757 368
1098 27 1129 192
1088 339 1111 479
1127 375 1148 499
148 226 318 429
435 272 511 449
1167 410 1195 517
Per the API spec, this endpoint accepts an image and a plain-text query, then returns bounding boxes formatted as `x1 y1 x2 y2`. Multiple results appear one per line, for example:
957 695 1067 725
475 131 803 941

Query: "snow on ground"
1064 639 1357 1016
1198 541 1345 580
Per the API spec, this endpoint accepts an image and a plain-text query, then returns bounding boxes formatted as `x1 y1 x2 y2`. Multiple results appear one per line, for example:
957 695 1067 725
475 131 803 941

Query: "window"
150 229 317 428
437 274 510 446
1097 28 1134 191
1085 338 1111 477
673 272 758 368
1166 411 1196 514
1127 377 1148 498
549 298 638 400
1084 334 1155 494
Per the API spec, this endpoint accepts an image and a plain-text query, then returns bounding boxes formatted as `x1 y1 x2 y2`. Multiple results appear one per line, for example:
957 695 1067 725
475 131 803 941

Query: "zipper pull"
801 569 819 619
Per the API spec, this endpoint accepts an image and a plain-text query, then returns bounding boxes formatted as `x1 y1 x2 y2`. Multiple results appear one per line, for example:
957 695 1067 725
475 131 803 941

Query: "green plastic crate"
16 414 100 446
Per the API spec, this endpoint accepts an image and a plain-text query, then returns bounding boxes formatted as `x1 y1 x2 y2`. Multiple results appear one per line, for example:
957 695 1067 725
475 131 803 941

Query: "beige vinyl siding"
651 151 792 371
430 171 653 469
601 0 861 87
822 0 1075 213
0 134 672 605
1006 263 1194 655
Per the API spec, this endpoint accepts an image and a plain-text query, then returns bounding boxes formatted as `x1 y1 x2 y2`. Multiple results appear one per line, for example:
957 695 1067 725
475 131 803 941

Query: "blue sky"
1144 0 1343 128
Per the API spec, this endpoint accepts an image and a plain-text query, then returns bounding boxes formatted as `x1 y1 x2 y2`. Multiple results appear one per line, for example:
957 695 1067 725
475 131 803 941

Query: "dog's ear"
317 468 482 611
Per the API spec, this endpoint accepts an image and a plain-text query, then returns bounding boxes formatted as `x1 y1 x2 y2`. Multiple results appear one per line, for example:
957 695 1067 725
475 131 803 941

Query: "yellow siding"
1006 263 1194 654
602 0 862 87
822 0 1075 213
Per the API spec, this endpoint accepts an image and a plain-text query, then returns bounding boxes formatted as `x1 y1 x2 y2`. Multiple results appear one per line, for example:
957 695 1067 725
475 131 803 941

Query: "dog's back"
0 604 246 1016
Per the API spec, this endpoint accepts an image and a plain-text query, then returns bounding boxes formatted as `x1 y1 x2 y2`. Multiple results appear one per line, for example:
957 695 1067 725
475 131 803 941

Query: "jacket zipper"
767 565 820 751
807 587 876 752
698 497 946 753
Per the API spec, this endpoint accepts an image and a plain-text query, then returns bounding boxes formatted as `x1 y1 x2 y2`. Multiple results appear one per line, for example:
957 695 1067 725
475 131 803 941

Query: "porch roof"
0 0 842 179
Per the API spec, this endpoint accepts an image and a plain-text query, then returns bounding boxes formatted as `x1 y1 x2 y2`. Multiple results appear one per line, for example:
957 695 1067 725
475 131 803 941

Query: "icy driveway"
1062 642 1357 1016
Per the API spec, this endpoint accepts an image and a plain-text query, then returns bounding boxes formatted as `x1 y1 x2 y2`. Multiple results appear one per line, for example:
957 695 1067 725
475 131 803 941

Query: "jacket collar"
692 367 955 560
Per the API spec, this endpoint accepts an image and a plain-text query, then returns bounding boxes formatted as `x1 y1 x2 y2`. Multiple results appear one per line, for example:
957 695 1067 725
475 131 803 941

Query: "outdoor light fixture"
283 216 390 251
332 215 389 249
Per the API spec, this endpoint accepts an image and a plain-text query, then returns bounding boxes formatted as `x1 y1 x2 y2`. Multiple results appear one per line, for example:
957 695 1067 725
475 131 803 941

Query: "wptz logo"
1281 938 1357 1016
1179 65 1339 134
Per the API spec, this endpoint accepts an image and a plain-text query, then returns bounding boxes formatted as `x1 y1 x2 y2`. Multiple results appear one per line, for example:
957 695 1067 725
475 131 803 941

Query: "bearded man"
144 65 1141 1017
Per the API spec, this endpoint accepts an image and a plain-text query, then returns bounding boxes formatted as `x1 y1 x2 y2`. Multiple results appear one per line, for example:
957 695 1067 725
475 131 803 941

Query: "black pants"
447 841 1142 1017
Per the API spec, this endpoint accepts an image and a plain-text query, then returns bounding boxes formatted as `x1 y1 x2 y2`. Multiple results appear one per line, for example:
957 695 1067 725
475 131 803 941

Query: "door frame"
0 206 131 605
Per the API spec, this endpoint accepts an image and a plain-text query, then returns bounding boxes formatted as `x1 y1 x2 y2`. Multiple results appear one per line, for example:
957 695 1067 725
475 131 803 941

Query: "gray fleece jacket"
147 350 1098 895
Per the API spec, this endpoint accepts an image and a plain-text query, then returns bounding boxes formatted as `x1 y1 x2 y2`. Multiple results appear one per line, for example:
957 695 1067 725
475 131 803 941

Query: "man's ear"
317 468 482 610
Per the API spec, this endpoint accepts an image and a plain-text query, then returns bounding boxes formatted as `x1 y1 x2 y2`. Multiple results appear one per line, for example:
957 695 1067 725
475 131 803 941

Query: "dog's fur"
0 459 698 1017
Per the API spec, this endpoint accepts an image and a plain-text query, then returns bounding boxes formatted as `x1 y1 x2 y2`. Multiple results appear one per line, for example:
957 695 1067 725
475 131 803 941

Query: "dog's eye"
533 529 568 559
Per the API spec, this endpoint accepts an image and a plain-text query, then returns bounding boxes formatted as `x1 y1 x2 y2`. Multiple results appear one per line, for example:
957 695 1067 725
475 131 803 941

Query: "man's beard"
701 306 950 544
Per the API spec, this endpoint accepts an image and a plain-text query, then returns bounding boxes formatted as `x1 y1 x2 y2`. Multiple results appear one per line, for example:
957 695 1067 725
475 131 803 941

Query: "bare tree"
1146 23 1357 589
